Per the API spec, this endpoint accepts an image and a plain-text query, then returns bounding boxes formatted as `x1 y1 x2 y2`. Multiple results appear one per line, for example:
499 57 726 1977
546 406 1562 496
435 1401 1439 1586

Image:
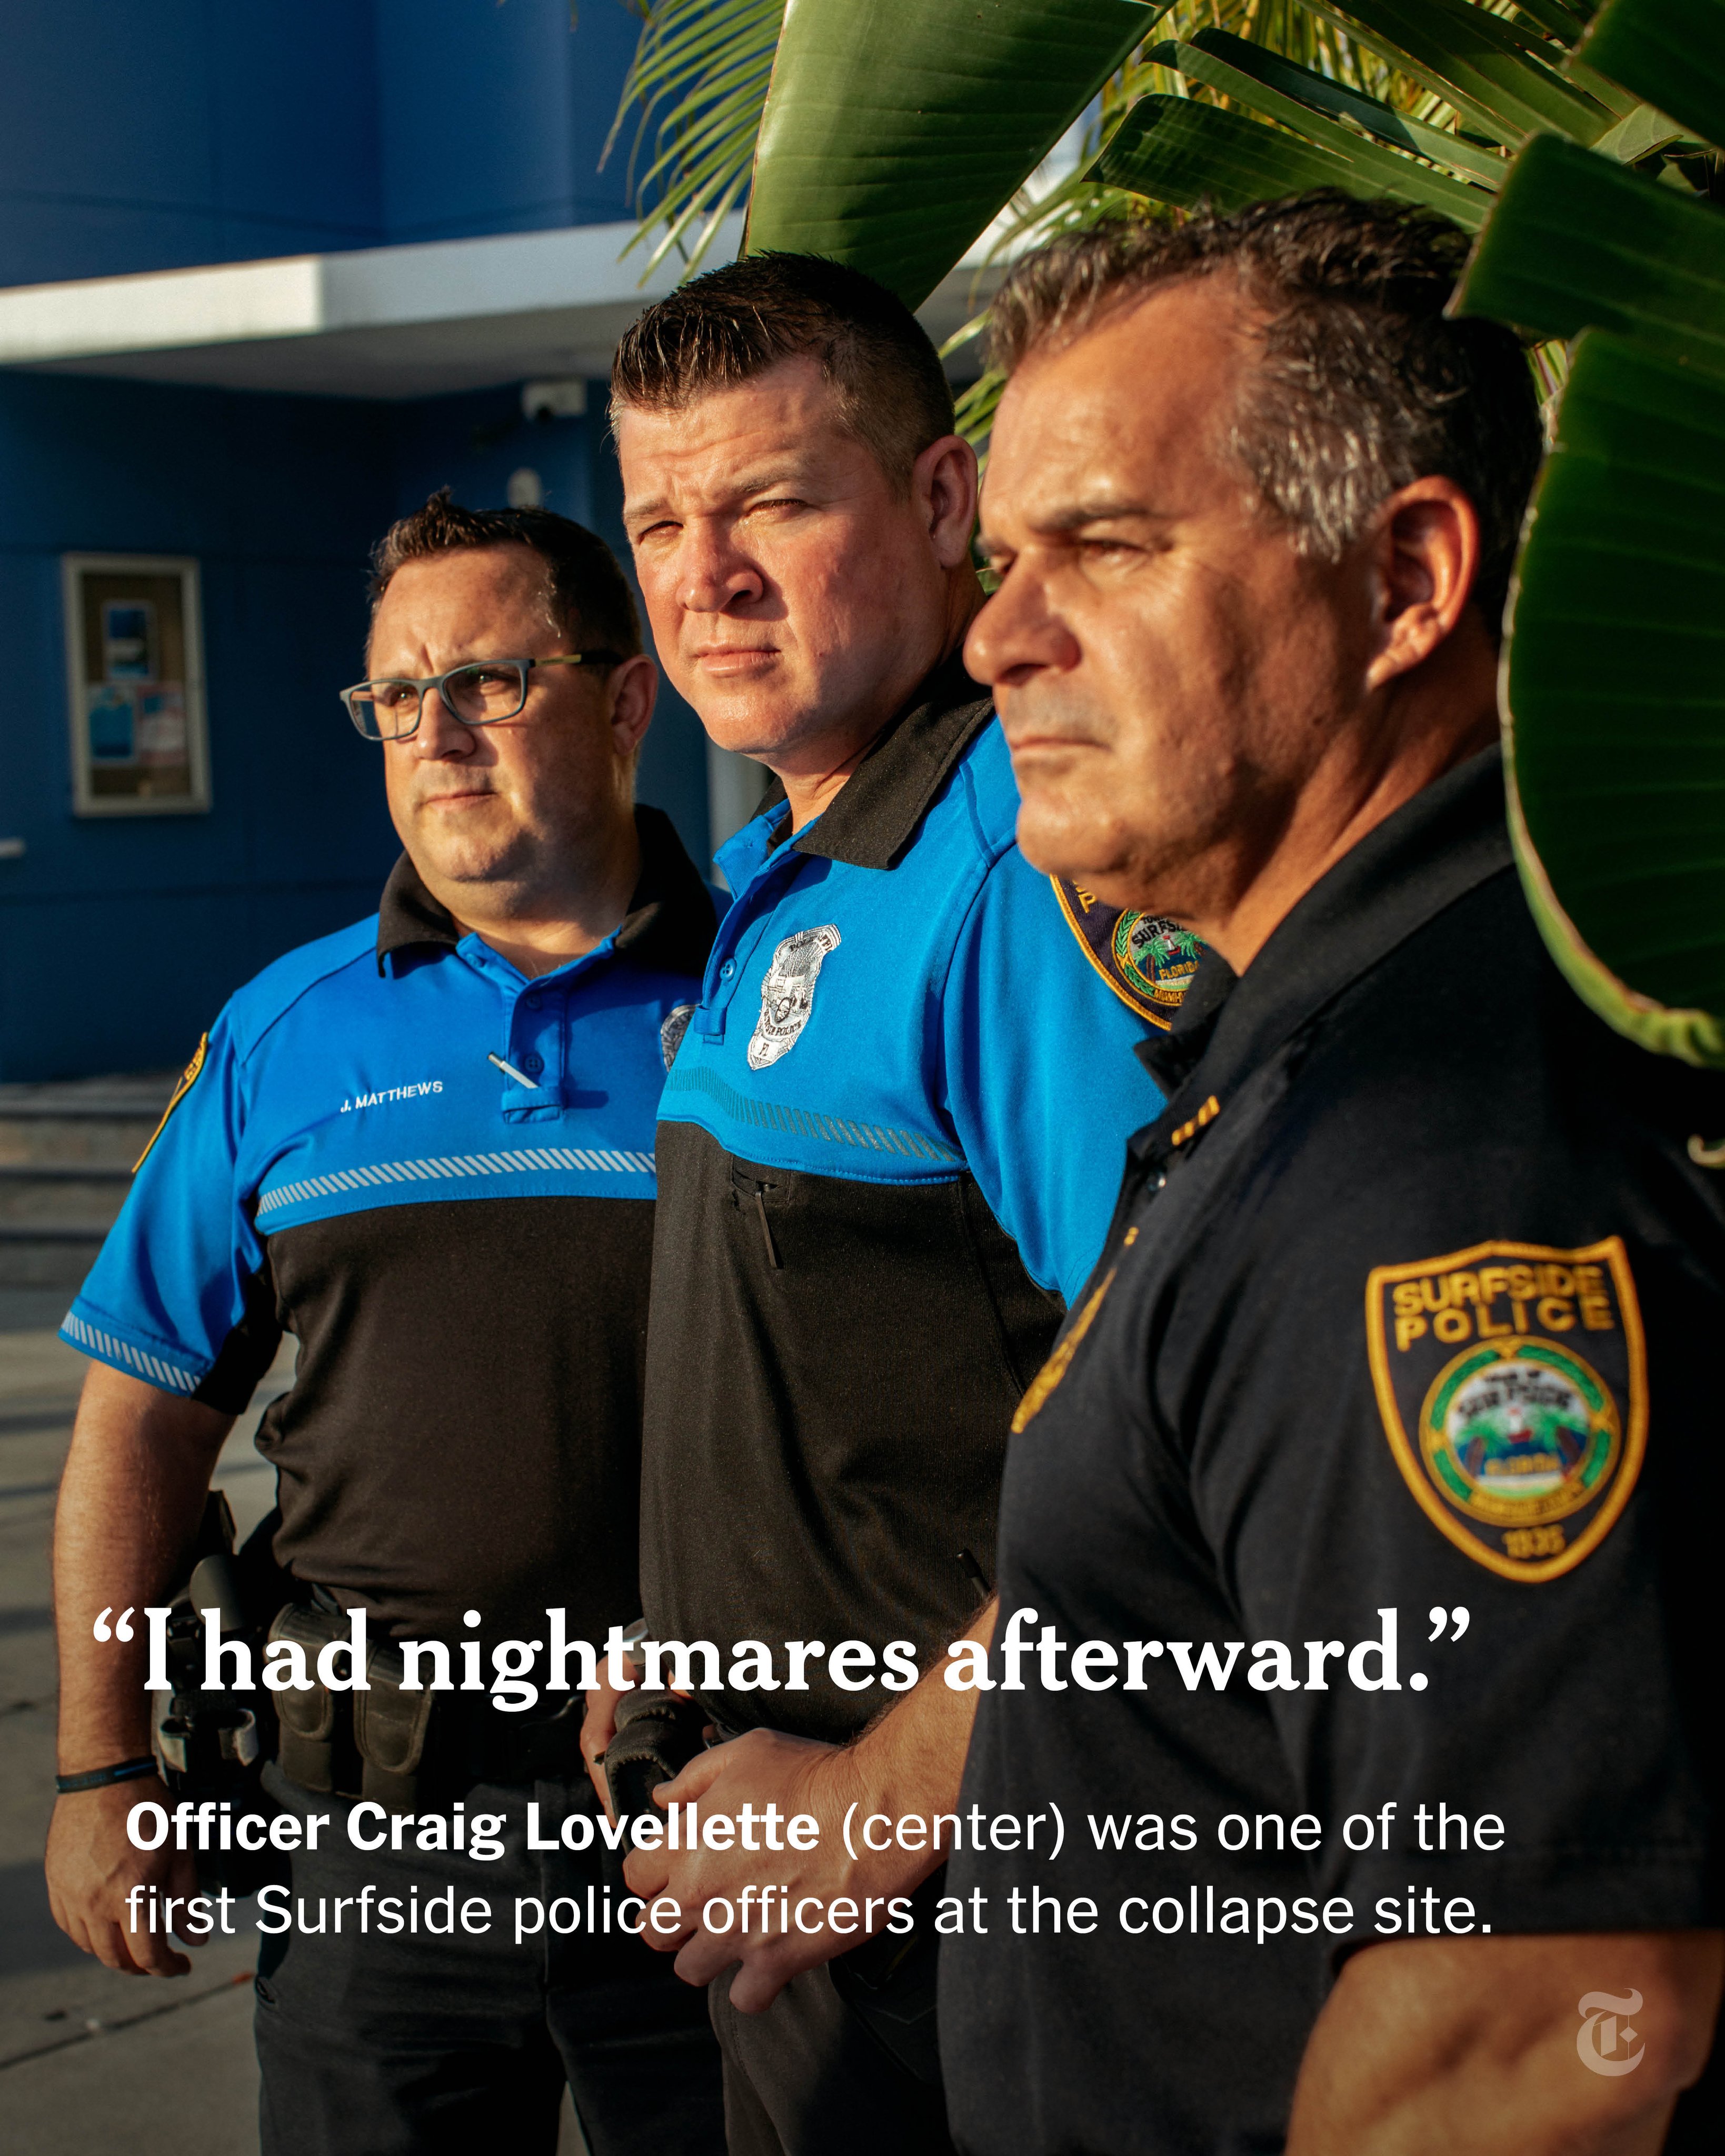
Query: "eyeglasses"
340 653 622 741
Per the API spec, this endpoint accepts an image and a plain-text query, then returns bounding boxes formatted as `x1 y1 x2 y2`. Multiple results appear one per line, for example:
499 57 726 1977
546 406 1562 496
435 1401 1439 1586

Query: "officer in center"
589 254 1173 2155
46 494 726 2154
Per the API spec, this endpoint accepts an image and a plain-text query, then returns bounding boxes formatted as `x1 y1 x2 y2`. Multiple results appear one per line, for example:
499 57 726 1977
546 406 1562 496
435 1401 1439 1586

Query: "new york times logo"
1576 1990 1644 2077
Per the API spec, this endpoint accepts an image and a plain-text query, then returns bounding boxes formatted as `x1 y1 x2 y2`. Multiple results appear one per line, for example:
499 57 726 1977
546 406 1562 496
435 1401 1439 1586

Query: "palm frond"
606 0 1628 448
606 0 784 275
938 1 1432 448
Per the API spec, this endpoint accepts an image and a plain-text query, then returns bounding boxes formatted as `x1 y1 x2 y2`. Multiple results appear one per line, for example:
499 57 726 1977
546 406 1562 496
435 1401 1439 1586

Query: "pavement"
0 1289 589 2154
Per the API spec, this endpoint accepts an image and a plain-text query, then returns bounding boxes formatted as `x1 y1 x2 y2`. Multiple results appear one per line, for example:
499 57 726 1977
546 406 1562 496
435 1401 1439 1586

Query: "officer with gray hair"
945 192 1724 2154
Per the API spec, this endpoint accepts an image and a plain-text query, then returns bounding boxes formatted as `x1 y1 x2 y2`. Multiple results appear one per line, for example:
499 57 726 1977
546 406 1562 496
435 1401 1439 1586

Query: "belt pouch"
268 1605 340 1792
353 1640 435 1814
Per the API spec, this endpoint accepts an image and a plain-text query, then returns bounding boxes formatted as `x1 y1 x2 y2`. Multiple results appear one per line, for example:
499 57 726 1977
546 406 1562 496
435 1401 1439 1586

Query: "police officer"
587 255 1169 2154
46 495 725 2154
945 197 1725 2151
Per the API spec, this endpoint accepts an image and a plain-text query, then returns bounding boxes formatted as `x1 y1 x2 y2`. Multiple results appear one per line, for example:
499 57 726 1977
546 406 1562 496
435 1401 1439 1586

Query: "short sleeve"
61 1013 281 1413
942 847 1166 1304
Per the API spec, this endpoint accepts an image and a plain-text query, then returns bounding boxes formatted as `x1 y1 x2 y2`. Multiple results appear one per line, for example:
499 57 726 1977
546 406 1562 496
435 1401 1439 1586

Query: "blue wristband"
54 1756 157 1793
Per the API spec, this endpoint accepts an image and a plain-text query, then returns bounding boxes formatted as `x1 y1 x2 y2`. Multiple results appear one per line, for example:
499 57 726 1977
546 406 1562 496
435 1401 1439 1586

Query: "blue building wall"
0 371 397 1080
0 0 643 286
375 0 640 244
0 2 709 1082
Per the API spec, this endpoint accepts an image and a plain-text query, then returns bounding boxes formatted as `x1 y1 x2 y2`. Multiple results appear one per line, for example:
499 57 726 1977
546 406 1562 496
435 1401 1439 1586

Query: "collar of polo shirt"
374 802 717 979
752 650 994 874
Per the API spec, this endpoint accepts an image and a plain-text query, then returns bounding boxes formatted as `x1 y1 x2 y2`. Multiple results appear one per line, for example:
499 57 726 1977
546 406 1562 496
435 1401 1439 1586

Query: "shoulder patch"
1365 1237 1646 1582
133 1033 209 1173
1051 880 1202 1030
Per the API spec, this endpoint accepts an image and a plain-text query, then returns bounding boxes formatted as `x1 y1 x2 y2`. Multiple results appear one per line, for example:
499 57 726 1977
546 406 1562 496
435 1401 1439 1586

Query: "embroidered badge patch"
133 1032 208 1173
1052 880 1202 1031
660 1002 695 1072
747 925 841 1071
1365 1237 1647 1582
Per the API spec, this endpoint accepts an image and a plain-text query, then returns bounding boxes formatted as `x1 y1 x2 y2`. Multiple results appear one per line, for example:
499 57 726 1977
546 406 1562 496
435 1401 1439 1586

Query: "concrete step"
0 1164 134 1226
0 1075 172 1287
0 1239 106 1291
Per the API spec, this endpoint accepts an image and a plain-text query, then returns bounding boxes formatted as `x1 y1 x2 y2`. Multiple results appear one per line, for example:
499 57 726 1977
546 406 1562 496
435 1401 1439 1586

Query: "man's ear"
914 433 981 570
1362 476 1482 693
608 654 658 761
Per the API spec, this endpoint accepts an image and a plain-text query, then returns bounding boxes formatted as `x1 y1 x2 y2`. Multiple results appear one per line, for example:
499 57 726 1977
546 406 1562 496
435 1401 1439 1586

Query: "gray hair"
989 192 1542 634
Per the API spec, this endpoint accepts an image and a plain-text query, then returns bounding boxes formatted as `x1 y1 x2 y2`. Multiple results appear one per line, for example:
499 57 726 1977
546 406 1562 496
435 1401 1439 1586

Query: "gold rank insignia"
1051 880 1203 1031
1365 1238 1647 1583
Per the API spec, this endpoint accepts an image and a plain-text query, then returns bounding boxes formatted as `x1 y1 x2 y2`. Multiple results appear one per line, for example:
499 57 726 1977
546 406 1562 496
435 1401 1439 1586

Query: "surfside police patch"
1365 1237 1647 1583
1051 881 1201 1031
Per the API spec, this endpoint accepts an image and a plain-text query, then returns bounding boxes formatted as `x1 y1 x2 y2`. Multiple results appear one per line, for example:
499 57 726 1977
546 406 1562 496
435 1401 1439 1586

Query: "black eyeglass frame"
340 653 624 741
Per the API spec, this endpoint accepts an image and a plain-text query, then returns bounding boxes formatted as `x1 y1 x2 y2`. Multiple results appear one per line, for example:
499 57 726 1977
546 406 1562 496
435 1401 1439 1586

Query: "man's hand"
1288 1929 1725 2155
48 1362 231 1978
623 1728 904 2011
45 1776 198 1977
622 1598 995 2013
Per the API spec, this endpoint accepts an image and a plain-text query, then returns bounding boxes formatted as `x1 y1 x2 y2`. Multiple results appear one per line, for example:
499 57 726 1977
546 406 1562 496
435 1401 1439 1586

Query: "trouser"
709 1961 956 2156
254 1764 725 2156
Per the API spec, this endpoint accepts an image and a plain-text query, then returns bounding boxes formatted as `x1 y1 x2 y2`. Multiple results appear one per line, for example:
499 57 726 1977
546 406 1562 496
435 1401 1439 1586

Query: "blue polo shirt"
639 656 1175 1742
65 806 719 1644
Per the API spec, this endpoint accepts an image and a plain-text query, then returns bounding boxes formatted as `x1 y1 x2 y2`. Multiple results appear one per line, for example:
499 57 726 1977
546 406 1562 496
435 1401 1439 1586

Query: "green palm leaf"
1454 133 1725 374
1304 0 1622 142
1099 92 1481 216
743 0 1163 310
1504 333 1725 1062
1576 0 1725 144
1138 36 1495 217
1450 0 1725 1063
608 0 784 275
1177 28 1511 182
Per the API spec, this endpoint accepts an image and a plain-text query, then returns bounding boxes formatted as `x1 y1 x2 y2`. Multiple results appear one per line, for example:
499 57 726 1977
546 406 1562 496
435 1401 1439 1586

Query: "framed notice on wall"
62 554 210 815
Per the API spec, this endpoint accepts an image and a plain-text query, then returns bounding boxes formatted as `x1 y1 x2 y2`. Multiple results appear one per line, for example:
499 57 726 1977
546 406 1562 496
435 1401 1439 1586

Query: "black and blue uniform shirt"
640 656 1168 1743
64 806 720 1647
943 751 1724 2155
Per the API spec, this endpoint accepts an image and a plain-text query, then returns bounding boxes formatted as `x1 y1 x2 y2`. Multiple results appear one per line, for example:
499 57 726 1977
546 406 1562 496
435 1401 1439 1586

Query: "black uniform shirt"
943 751 1723 2154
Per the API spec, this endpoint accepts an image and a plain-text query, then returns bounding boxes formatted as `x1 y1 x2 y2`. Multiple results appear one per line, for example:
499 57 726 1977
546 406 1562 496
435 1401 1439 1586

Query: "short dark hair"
368 488 642 657
990 193 1543 633
611 253 956 487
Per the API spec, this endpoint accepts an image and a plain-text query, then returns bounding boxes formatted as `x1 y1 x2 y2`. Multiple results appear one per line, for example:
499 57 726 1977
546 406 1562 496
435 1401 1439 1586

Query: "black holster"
269 1604 435 1813
152 1494 288 1896
602 1690 710 1822
829 1870 946 2086
269 1602 589 1810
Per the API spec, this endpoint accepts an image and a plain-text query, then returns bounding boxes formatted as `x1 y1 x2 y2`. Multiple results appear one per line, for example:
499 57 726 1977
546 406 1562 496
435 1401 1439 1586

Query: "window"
62 554 210 815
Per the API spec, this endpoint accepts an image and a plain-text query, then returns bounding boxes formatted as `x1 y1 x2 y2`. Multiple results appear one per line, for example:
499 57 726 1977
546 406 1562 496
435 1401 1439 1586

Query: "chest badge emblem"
748 925 841 1071
1052 881 1203 1030
660 1002 695 1072
1365 1237 1647 1582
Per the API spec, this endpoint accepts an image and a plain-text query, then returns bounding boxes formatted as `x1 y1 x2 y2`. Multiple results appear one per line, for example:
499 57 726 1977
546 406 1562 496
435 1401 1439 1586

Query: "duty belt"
269 1600 586 1812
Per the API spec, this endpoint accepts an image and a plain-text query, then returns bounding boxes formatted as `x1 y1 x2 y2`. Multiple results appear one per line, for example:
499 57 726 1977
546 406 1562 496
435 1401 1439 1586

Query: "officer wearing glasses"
46 491 726 2156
